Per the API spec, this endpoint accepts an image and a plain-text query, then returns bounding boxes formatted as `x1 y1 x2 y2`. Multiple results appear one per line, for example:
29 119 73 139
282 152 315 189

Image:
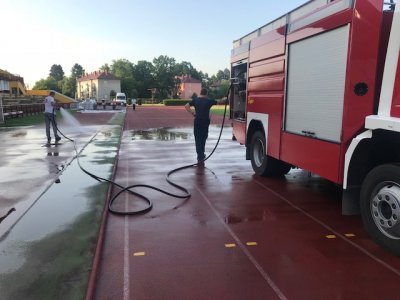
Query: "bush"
163 99 191 106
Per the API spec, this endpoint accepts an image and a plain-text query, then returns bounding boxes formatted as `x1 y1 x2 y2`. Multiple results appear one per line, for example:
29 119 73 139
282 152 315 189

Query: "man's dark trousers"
194 119 209 161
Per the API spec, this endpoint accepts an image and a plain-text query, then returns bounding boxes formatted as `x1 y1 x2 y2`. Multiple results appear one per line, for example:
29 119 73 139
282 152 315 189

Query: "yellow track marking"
246 242 258 246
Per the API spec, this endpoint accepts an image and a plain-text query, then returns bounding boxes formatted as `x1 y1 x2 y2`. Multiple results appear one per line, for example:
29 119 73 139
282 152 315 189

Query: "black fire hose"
56 90 230 216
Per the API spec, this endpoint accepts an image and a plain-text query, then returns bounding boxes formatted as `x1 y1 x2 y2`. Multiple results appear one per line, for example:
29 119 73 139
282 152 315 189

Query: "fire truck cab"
230 0 400 254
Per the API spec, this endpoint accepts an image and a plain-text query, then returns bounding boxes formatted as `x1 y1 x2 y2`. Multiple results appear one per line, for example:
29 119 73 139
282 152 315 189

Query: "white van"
115 92 127 106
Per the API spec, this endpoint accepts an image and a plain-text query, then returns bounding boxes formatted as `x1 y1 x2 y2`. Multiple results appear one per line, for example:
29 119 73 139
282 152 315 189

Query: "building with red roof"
77 70 121 101
176 75 201 99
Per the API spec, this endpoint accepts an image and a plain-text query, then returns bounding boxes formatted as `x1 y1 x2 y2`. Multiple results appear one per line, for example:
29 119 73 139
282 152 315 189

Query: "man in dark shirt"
185 88 226 165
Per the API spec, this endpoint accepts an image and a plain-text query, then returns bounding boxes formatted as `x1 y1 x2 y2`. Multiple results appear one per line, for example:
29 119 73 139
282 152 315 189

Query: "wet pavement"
93 107 400 300
0 111 124 299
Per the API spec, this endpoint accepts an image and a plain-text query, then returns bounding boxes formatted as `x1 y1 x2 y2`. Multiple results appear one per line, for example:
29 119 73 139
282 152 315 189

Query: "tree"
49 64 64 81
59 77 75 97
224 68 230 80
206 68 231 98
215 80 230 99
33 76 58 91
31 58 230 101
199 71 210 89
175 61 201 80
110 59 135 96
100 63 110 73
152 55 176 99
132 60 155 98
129 89 139 99
69 63 84 98
216 68 230 80
110 59 134 78
71 63 84 79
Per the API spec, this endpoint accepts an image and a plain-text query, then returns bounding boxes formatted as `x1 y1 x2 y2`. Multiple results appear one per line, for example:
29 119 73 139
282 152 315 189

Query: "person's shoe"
55 136 61 143
197 160 205 167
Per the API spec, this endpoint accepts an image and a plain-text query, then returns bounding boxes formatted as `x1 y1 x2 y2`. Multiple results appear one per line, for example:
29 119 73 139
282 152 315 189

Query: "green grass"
1 113 46 127
0 111 67 127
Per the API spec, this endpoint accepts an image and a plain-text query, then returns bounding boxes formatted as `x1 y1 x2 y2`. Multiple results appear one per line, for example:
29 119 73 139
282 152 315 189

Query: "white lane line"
254 179 400 277
123 159 130 300
195 185 288 300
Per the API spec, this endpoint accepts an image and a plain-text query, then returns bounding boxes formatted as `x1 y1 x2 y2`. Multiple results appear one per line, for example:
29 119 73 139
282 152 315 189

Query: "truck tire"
250 131 291 176
360 164 400 256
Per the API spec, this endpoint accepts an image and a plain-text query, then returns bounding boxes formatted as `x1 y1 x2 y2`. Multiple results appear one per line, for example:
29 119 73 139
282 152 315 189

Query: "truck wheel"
360 164 400 256
250 131 290 176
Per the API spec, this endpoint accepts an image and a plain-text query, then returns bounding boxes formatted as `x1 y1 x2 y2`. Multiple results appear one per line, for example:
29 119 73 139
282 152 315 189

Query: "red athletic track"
88 106 400 300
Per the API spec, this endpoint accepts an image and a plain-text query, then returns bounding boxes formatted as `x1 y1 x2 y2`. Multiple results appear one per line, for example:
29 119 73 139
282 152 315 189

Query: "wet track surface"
1 107 400 299
94 108 400 300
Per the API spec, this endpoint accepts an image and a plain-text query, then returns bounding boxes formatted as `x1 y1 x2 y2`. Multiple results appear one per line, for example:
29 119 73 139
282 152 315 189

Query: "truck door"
285 25 349 143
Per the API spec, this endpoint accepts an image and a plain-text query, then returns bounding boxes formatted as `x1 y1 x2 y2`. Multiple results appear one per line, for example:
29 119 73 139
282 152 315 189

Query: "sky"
2 0 306 88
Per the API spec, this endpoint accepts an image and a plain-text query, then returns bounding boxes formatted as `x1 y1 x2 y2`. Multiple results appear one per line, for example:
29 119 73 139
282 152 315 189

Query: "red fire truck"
230 0 400 255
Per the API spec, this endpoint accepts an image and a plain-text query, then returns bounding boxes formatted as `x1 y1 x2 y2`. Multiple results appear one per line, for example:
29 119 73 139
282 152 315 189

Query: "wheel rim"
371 182 400 239
253 138 265 168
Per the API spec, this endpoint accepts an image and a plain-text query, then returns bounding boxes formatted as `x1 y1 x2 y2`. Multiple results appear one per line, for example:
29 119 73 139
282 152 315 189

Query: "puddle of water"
0 127 43 140
131 128 191 141
128 125 232 142
224 211 268 225
10 131 28 138
225 215 242 224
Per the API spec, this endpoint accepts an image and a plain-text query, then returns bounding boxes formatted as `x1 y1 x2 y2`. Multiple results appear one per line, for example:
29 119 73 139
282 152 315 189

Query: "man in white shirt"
44 91 61 146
